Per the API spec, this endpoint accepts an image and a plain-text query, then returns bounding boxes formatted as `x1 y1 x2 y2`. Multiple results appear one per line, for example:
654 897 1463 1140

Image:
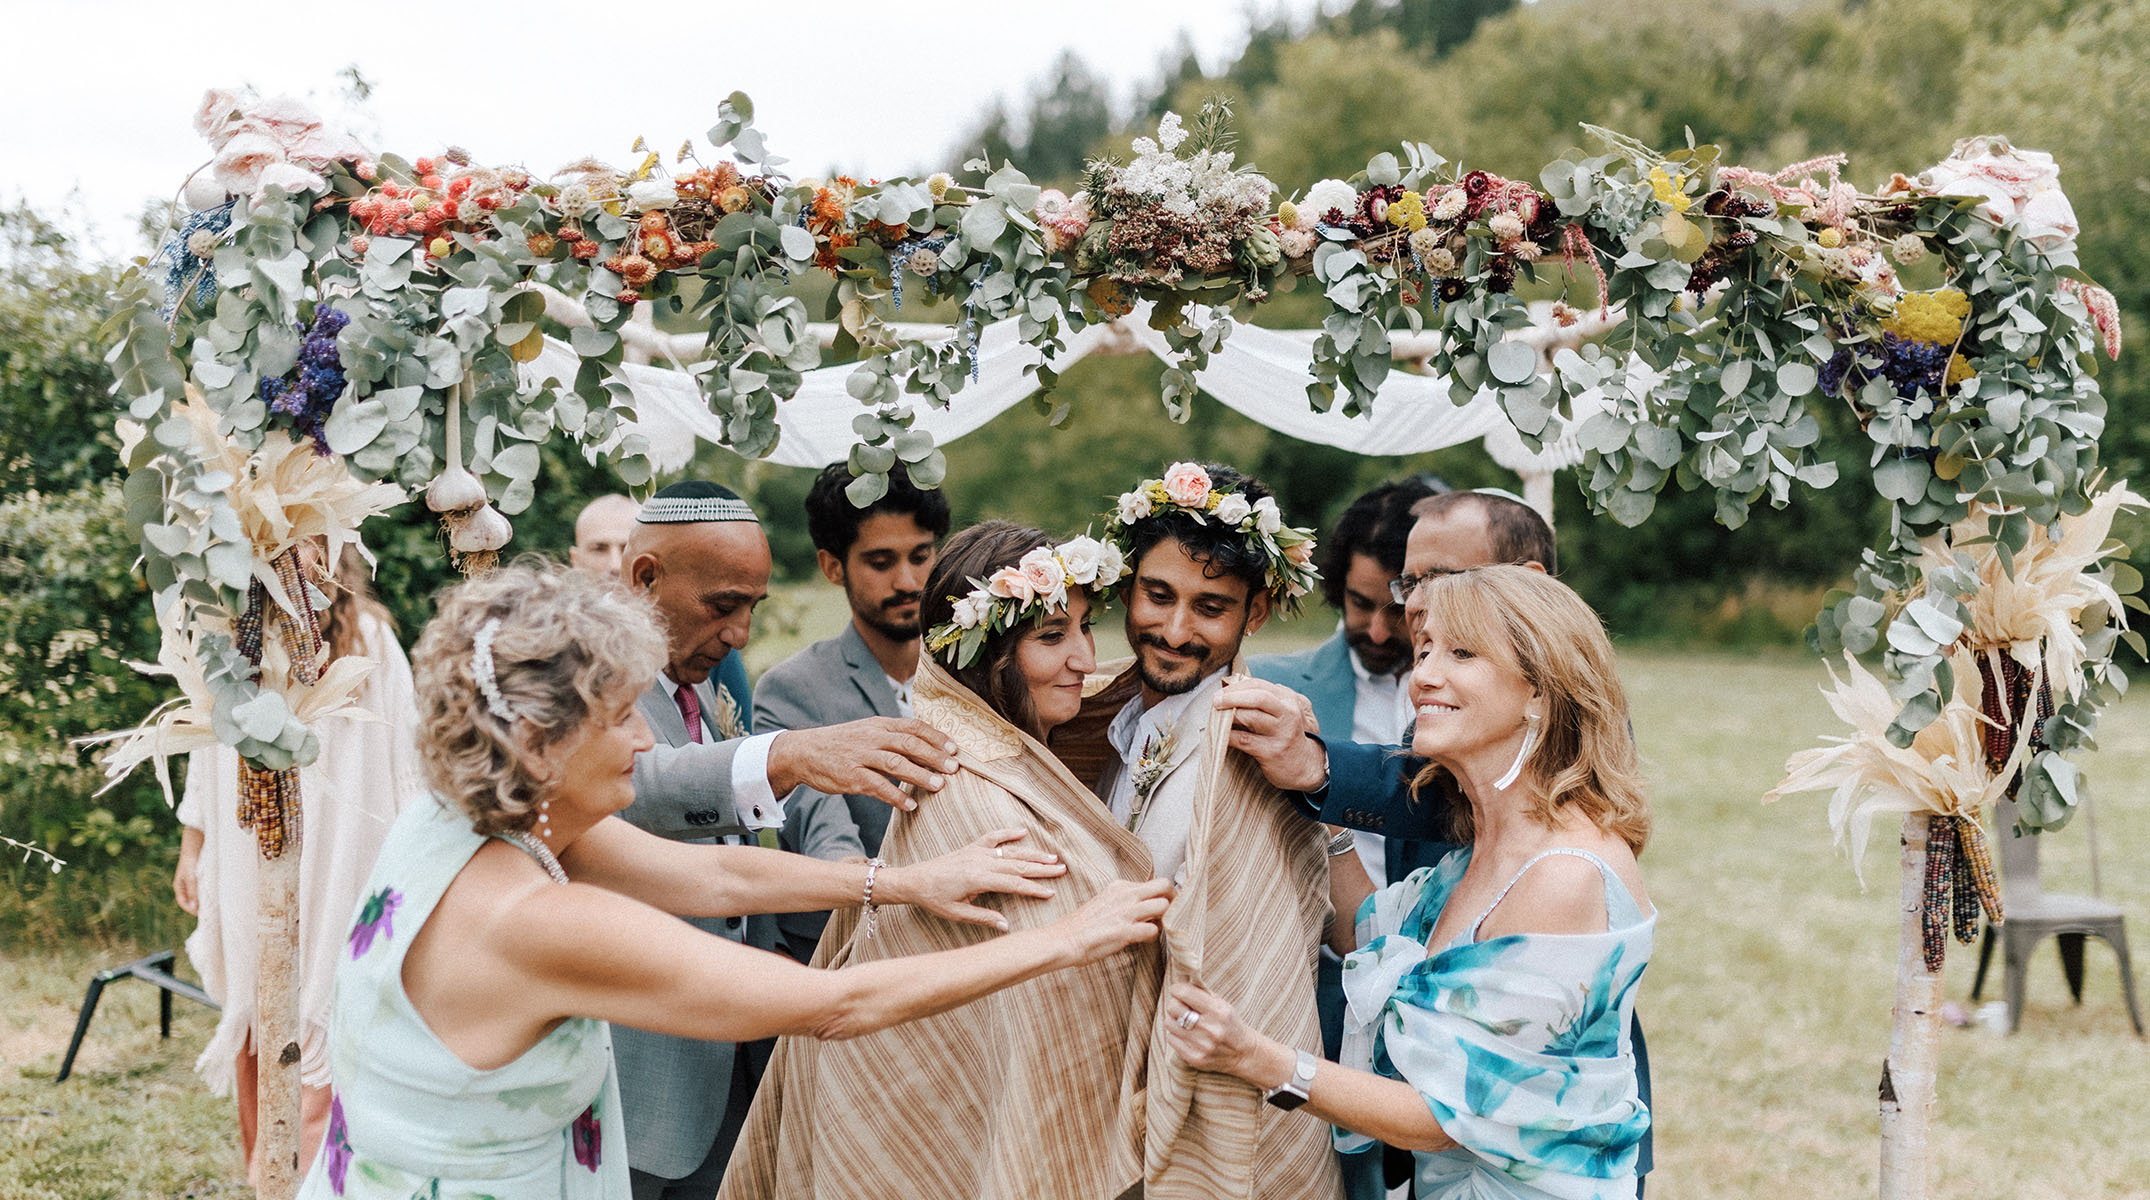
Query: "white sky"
5 0 1321 257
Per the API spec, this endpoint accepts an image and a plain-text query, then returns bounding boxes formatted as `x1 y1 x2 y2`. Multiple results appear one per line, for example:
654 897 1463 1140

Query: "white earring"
536 797 551 838
1494 712 1541 791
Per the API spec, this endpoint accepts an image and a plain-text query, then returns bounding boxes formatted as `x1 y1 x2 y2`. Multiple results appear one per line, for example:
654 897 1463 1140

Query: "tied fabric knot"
674 684 703 744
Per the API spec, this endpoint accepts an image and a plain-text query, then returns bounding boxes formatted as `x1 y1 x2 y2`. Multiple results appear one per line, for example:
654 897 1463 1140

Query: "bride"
723 521 1168 1199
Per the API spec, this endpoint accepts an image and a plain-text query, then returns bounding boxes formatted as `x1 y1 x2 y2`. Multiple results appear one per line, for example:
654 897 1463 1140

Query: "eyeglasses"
1388 567 1469 606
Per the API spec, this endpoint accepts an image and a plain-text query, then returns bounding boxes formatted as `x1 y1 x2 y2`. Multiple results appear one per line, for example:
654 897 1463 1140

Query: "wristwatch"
1263 1049 1319 1110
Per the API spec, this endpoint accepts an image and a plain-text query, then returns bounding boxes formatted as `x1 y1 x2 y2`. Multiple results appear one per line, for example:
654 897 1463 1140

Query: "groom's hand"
767 718 961 811
1215 677 1328 792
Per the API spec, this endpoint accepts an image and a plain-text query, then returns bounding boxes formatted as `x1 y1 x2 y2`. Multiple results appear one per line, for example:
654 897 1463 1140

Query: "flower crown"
925 535 1130 668
1105 462 1320 606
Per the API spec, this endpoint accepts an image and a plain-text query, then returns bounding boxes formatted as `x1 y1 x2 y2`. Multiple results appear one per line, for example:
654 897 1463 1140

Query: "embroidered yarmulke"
636 480 760 524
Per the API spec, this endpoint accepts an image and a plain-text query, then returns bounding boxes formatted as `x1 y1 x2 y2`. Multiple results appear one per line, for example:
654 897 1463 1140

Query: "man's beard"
858 592 923 643
1347 629 1409 676
1133 632 1221 696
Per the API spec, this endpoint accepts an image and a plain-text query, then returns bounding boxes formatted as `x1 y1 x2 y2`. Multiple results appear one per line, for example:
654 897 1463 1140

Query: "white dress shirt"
885 672 915 719
1104 667 1228 882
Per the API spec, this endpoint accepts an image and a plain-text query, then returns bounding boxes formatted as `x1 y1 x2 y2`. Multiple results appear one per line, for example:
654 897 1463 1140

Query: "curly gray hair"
411 561 666 835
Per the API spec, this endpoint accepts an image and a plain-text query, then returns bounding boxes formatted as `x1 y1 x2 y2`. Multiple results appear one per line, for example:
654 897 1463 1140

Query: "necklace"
501 830 569 885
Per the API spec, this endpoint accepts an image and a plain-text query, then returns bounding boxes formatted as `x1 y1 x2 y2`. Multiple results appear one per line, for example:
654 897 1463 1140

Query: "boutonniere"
1127 727 1178 832
713 685 747 741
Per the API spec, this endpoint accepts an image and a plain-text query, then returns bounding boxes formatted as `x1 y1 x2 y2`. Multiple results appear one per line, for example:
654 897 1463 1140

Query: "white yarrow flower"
952 594 990 629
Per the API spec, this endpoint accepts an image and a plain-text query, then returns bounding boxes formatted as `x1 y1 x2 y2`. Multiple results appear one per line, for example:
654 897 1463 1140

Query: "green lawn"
5 634 2145 1198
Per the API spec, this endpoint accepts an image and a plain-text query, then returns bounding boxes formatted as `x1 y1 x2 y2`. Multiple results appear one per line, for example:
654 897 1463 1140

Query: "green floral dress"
295 799 628 1199
1337 848 1653 1200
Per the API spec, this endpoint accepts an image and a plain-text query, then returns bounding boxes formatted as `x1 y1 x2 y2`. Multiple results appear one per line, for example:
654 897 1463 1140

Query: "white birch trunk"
1878 812 1941 1200
255 815 303 1200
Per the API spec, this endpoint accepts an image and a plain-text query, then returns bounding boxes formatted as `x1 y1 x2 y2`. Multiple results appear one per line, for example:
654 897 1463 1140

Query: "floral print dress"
295 799 629 1200
1337 848 1653 1200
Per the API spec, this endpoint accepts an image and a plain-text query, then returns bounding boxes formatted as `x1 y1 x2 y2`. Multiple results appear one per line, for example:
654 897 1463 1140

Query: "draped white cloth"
524 301 1617 514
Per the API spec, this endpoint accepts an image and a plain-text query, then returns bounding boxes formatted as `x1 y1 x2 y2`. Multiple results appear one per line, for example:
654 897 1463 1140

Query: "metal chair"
54 949 218 1082
1970 798 2144 1036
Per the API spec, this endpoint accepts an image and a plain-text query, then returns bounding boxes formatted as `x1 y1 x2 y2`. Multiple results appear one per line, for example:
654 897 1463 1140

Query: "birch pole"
236 546 325 1200
1878 812 1942 1199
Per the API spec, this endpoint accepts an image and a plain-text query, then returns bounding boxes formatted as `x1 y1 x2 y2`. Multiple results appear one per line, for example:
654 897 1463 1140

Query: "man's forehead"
1405 508 1498 572
1135 542 1251 603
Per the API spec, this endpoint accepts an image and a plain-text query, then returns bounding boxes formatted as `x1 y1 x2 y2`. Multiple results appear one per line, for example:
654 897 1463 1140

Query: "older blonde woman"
297 562 1170 1200
1163 566 1654 1200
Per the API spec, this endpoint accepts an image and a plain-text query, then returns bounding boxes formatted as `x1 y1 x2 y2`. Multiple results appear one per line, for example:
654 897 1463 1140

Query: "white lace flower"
1302 179 1357 221
1157 112 1187 153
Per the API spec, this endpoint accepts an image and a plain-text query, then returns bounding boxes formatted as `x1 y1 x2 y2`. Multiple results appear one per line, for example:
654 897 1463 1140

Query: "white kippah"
636 482 760 525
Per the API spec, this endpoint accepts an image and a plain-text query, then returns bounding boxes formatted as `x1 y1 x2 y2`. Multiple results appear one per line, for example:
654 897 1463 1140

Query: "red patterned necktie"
674 683 704 745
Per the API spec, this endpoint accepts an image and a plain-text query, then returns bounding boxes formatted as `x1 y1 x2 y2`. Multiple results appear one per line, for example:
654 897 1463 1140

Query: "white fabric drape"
523 300 1618 516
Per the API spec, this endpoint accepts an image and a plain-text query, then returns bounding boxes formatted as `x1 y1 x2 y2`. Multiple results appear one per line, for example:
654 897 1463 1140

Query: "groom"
1049 461 1340 1199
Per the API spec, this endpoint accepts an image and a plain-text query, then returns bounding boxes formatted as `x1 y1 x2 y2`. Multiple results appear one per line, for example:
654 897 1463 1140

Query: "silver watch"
1263 1049 1319 1110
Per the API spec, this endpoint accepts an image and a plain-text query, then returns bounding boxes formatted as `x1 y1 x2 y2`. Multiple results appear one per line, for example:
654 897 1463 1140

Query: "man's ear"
626 553 660 592
1522 560 1549 575
1243 589 1273 638
816 548 844 587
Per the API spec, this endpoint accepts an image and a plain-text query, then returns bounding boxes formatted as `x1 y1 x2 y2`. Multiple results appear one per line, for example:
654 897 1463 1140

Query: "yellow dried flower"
928 173 953 202
1387 190 1426 232
1817 227 1843 248
1946 353 1975 387
1277 200 1299 229
1648 166 1692 214
1883 288 1971 346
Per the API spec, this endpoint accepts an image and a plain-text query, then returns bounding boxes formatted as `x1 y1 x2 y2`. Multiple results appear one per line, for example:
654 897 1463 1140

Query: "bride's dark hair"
920 520 1056 740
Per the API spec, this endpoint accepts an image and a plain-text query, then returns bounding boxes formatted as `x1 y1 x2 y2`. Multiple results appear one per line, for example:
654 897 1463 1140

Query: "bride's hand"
881 828 1067 930
1049 878 1174 965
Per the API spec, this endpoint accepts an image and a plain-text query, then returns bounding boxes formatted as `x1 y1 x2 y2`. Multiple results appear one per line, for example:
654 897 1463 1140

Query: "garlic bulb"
425 464 486 514
448 504 513 553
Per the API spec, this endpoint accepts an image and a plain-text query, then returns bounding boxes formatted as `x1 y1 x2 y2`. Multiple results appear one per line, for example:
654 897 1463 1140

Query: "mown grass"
3 633 2144 1197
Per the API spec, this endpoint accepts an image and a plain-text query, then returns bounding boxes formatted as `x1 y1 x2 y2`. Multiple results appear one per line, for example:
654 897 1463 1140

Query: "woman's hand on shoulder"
884 828 1068 931
1049 876 1172 965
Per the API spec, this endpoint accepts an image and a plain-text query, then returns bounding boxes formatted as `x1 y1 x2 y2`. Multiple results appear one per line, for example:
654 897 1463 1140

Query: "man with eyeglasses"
1219 487 1652 1195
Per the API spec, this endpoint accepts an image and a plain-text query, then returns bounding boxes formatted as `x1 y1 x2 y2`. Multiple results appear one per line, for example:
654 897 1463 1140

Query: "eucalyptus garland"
109 89 2129 834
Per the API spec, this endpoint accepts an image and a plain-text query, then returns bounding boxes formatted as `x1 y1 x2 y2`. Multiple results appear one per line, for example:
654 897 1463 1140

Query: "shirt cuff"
730 732 786 831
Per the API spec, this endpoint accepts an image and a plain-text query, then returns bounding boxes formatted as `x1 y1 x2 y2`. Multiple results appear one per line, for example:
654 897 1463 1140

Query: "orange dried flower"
527 233 559 256
639 212 669 234
607 253 659 286
1087 276 1134 317
814 231 856 272
716 186 752 214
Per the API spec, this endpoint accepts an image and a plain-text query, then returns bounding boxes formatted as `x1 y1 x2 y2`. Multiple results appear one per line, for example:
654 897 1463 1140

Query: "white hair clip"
471 617 518 722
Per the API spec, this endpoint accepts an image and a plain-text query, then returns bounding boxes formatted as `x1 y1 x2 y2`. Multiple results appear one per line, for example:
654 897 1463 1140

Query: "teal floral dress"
1336 848 1653 1200
295 799 629 1200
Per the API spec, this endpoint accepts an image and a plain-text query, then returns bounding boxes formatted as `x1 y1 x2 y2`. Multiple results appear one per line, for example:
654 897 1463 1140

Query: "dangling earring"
1494 712 1541 792
536 797 552 839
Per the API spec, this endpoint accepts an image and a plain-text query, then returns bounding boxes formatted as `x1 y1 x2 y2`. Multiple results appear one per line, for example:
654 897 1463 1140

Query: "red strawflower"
447 177 472 199
414 157 435 175
572 240 601 259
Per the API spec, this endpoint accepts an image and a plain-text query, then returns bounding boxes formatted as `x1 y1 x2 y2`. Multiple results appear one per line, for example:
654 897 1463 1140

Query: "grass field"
4 622 2146 1198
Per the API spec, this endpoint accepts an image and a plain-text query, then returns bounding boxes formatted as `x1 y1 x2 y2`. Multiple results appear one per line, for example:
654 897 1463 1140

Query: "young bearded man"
751 462 951 959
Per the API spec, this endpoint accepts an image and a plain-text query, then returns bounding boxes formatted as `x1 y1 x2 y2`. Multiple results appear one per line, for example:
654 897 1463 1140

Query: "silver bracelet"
1325 829 1357 857
861 857 887 940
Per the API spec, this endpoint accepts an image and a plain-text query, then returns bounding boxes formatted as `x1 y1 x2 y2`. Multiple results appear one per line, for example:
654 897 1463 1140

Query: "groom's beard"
1132 630 1237 696
852 587 924 643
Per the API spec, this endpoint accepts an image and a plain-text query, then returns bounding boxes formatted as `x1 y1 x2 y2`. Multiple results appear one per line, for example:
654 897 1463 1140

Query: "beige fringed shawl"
718 658 1337 1200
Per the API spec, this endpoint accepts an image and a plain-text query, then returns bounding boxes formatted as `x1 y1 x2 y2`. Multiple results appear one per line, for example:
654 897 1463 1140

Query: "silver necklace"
501 830 569 885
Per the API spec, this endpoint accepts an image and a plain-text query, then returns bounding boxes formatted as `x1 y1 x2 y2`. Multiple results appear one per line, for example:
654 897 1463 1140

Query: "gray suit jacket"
612 668 779 1181
751 622 897 959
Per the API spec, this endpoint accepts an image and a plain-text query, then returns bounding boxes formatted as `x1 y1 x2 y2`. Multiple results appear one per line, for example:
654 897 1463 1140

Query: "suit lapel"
1307 633 1359 742
839 623 902 717
639 679 689 744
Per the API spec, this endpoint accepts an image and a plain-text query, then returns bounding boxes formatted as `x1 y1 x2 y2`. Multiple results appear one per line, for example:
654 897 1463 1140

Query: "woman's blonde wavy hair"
1410 565 1649 853
411 560 667 835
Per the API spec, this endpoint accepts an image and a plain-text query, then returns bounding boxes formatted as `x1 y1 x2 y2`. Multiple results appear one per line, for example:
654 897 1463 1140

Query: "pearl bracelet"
861 857 887 939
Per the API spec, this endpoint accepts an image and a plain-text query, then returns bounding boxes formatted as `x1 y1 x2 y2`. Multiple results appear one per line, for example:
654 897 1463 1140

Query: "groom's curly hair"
1121 462 1275 600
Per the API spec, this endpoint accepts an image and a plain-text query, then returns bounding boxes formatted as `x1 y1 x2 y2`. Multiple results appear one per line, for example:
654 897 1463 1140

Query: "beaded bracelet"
860 857 887 940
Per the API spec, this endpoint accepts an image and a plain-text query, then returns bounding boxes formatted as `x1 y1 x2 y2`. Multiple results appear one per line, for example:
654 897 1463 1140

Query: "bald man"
569 493 641 575
613 481 964 1200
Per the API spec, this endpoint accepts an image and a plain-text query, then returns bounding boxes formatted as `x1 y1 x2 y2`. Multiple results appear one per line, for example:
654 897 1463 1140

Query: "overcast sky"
5 0 1321 257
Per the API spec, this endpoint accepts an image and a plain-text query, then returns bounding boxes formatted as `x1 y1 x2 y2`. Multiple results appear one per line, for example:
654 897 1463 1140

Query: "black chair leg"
1971 923 1998 1001
2059 932 2088 1003
55 977 108 1084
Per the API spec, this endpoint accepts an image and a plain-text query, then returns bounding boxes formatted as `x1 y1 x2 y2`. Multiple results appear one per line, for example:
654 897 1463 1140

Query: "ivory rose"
1116 490 1153 524
1251 495 1283 535
1212 493 1252 527
1162 462 1212 507
1057 537 1106 586
1921 137 2078 251
1018 547 1069 609
951 594 990 630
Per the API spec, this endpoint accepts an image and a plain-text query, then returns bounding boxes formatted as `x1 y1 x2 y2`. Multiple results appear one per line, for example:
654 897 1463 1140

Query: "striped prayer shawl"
718 659 1337 1199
